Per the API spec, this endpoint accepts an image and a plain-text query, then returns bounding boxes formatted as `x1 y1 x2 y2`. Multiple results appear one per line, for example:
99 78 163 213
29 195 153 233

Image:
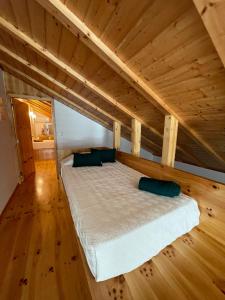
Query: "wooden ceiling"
0 0 224 172
16 98 52 119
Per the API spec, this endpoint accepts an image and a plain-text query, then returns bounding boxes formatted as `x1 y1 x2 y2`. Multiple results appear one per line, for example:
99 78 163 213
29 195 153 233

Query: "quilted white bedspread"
61 156 200 281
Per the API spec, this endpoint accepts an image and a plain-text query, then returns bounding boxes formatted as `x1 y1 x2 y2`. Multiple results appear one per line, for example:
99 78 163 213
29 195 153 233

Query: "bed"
61 155 200 282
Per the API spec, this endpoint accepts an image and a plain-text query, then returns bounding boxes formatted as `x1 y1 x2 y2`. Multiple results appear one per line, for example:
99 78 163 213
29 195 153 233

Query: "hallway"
0 160 91 300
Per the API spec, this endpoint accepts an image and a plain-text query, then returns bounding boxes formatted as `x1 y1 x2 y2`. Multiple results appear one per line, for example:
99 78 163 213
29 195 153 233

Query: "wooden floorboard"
0 160 225 299
34 149 56 161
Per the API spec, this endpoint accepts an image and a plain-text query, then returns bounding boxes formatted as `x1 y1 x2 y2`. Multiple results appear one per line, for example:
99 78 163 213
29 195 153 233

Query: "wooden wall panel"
4 72 49 99
117 151 225 227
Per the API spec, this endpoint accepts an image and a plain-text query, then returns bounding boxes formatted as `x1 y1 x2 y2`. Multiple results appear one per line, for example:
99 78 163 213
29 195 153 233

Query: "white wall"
54 100 153 160
0 70 19 214
54 100 225 184
54 100 111 149
154 155 225 184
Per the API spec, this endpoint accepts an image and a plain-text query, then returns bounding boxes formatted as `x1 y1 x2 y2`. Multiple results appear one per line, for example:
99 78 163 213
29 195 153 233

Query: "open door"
13 99 35 179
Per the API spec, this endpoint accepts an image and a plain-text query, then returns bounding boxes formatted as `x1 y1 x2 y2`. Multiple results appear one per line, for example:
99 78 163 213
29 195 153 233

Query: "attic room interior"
0 0 225 299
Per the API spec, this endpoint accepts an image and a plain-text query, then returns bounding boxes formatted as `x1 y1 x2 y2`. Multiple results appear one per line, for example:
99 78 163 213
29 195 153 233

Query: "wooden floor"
0 161 225 300
34 148 56 161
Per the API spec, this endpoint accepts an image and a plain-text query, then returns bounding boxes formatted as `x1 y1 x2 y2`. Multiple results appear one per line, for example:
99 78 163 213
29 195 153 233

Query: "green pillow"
73 152 102 167
91 148 116 163
138 177 181 197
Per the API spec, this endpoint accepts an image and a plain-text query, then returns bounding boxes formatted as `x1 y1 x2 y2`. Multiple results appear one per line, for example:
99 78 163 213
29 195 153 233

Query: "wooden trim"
34 0 225 168
193 0 225 68
131 119 141 157
50 99 59 176
8 94 51 101
161 115 178 167
116 151 225 224
113 121 121 150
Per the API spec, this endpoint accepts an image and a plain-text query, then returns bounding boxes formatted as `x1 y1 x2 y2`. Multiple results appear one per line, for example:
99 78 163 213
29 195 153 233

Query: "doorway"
12 98 56 180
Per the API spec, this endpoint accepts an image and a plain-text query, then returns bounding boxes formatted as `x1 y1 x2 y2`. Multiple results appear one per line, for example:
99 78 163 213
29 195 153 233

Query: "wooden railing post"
113 121 121 150
131 119 141 157
161 115 178 167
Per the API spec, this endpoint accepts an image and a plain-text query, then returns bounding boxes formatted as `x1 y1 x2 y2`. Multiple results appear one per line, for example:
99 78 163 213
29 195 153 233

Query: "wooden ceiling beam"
0 61 112 130
193 0 225 68
0 16 163 140
0 43 162 152
0 28 201 166
1 62 162 154
3 45 206 163
0 47 204 166
2 60 205 165
34 0 225 167
9 94 52 101
0 20 214 167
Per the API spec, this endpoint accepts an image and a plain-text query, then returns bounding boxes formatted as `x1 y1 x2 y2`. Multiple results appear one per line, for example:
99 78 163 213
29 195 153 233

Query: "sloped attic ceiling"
0 0 224 172
4 72 156 153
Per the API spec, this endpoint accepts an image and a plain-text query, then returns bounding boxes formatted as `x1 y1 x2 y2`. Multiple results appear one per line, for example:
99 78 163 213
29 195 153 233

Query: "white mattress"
61 155 200 281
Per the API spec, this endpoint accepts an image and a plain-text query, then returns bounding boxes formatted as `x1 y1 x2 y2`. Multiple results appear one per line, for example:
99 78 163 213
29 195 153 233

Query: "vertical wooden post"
131 119 141 157
113 120 121 150
161 115 178 167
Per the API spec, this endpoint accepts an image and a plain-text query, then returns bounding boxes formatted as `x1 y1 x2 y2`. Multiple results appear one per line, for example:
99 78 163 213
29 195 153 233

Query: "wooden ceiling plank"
1 61 112 130
1 43 202 160
0 44 135 135
0 15 163 138
0 20 203 167
0 43 164 154
27 105 51 118
29 99 51 109
2 63 163 154
4 63 205 165
28 100 52 116
34 0 225 167
193 0 225 68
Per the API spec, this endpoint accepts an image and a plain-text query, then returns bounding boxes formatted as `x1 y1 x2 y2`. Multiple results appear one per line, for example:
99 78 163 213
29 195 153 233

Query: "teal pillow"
73 152 102 167
91 148 116 163
138 177 180 197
